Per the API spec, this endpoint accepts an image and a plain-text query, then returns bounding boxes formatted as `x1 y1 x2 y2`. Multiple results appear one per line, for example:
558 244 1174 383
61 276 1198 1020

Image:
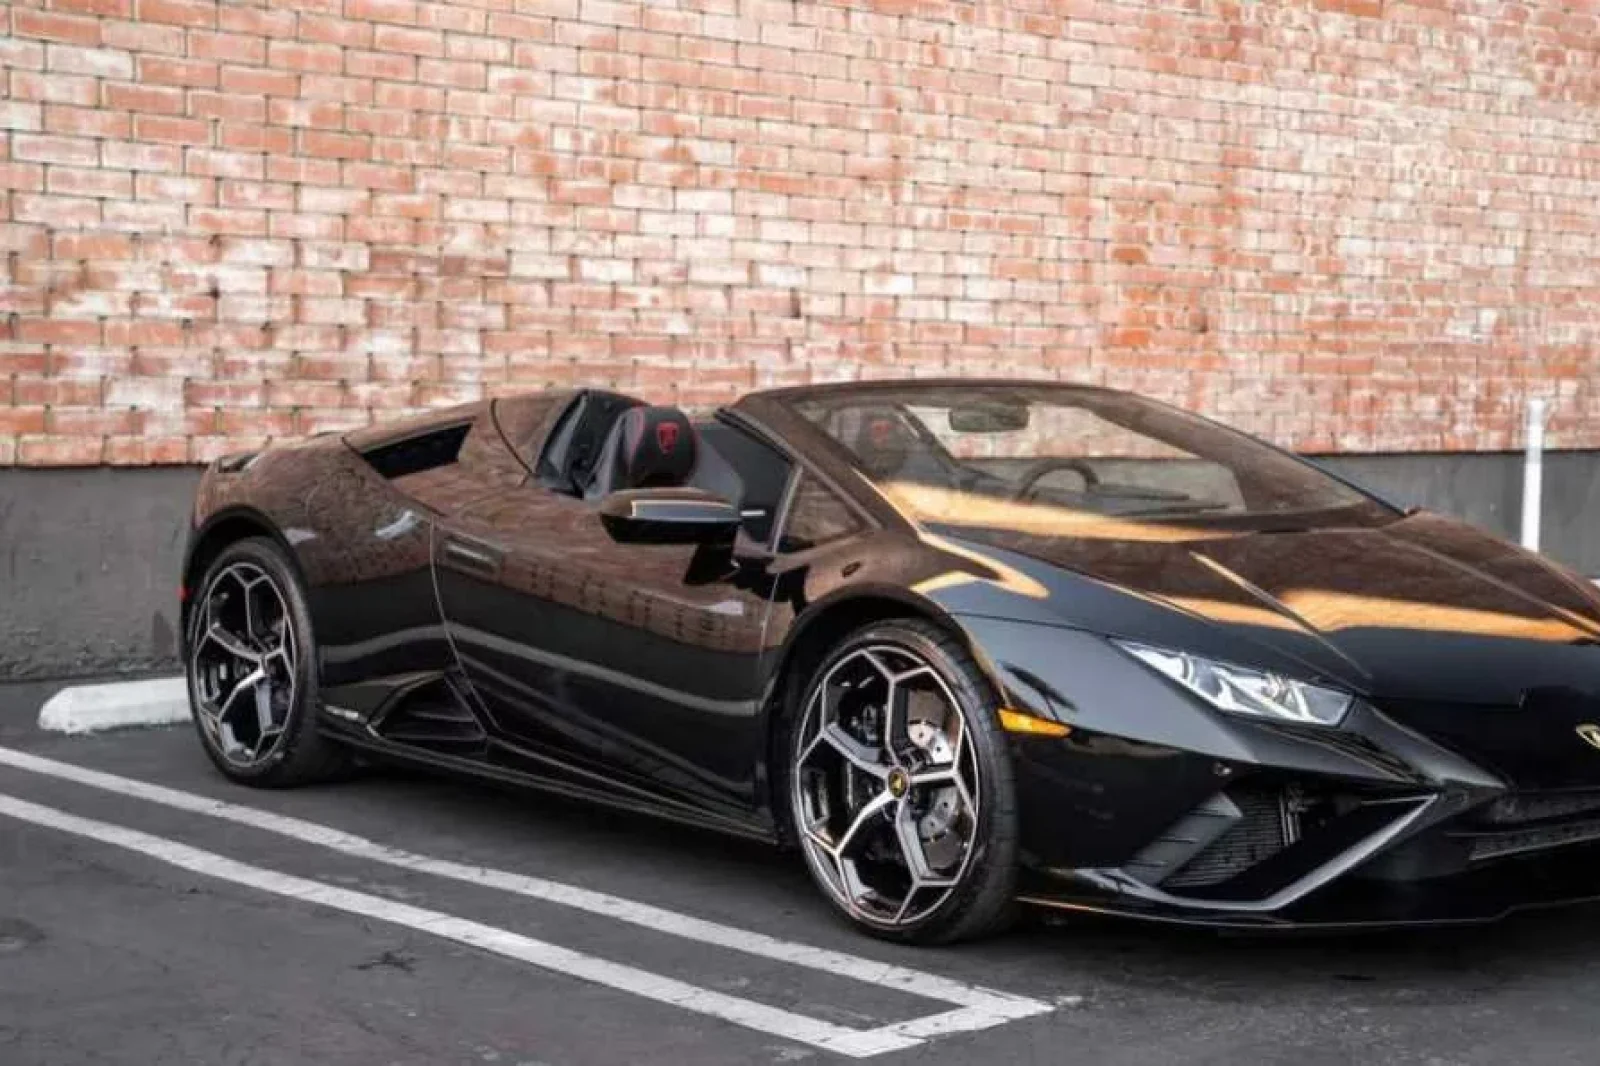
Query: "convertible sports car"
181 379 1600 942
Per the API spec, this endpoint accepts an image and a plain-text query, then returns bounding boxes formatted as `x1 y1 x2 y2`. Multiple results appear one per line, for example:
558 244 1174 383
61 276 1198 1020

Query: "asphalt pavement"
2 686 1599 1065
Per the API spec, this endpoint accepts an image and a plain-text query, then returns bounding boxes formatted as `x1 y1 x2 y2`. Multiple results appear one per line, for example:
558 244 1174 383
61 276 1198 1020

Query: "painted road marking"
0 745 1055 1050
0 791 915 1058
37 676 188 734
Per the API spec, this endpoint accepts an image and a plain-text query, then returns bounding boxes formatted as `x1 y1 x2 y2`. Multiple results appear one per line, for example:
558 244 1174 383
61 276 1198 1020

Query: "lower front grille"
1455 790 1600 862
1477 791 1600 826
1465 817 1600 862
1164 789 1288 889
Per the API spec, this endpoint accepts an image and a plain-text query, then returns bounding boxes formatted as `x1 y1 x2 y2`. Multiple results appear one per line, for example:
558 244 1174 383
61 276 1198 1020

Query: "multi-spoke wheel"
788 620 1018 943
190 560 297 767
185 537 348 787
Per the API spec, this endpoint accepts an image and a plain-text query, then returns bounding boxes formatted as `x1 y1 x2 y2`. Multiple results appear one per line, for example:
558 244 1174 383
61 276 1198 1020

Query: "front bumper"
1010 719 1600 929
1019 837 1600 930
964 617 1600 929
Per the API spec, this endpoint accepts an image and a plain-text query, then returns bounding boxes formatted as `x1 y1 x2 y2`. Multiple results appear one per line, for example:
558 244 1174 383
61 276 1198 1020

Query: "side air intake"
371 676 488 758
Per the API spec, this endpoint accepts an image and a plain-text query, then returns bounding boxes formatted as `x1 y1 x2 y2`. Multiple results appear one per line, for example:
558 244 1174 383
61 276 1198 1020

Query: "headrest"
588 405 697 497
842 407 917 479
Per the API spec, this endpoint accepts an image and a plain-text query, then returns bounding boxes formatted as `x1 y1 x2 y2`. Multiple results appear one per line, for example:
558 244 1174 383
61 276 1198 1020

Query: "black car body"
181 380 1600 932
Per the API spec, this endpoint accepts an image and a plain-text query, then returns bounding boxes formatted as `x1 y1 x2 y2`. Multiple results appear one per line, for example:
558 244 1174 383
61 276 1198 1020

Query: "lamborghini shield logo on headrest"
656 421 680 453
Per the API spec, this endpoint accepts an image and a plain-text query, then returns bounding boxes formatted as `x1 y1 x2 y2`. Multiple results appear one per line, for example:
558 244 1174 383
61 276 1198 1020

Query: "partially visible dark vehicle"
182 380 1600 941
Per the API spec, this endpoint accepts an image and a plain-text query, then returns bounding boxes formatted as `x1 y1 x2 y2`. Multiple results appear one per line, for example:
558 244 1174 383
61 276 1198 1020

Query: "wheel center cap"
886 768 909 798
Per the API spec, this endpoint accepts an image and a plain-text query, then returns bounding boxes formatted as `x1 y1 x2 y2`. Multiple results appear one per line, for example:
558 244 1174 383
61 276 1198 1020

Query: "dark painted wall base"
1316 451 1600 576
1 467 201 681
1 451 1596 680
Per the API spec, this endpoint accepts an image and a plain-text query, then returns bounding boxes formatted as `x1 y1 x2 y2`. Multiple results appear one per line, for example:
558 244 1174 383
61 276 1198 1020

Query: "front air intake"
1162 788 1292 889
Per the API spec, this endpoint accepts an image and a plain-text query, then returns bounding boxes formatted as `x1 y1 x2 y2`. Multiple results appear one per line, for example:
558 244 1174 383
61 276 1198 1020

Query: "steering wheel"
1014 458 1101 501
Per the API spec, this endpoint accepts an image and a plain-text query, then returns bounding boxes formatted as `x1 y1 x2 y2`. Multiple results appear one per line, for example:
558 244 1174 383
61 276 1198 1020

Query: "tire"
784 618 1018 944
185 536 350 787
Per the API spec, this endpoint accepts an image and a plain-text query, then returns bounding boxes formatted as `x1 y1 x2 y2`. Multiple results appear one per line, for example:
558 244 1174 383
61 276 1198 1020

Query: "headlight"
1113 640 1354 727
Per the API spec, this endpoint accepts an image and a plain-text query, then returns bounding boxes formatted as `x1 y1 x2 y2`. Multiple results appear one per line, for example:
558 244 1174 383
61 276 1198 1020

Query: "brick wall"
2 0 1598 467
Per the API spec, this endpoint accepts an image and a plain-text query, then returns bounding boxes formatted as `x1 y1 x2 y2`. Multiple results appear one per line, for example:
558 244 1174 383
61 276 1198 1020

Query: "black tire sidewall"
185 537 327 785
786 618 1019 944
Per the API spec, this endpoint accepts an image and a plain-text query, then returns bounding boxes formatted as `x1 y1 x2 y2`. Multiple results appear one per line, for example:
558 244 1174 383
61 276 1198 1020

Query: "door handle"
441 535 503 576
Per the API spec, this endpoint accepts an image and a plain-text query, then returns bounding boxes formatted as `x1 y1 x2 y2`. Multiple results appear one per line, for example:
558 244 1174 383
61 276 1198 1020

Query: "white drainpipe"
1520 397 1547 552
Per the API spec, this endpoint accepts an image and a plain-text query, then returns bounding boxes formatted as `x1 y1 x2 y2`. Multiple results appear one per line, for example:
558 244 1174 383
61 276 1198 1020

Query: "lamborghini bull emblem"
1577 724 1600 751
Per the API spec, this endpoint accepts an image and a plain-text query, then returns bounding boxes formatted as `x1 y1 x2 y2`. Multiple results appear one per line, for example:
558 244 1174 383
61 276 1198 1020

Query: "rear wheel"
787 619 1018 944
185 537 349 787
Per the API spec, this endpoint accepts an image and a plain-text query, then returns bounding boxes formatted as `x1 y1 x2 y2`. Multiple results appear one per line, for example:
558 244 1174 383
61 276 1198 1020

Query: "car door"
309 395 571 706
434 418 792 823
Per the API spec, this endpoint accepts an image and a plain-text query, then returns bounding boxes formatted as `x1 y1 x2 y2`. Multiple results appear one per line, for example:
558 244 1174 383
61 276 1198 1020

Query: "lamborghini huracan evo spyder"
181 380 1600 942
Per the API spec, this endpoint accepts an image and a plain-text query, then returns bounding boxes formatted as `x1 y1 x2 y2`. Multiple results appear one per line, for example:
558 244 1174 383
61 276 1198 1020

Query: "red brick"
301 73 374 106
346 0 418 24
133 114 210 145
45 105 132 138
299 15 373 48
104 436 191 464
14 377 104 405
218 5 295 36
221 65 300 97
373 24 444 57
218 125 294 155
19 436 105 465
10 72 99 106
104 83 185 115
47 166 133 198
137 56 219 89
12 193 101 227
217 409 296 436
11 133 100 166
268 380 348 408
53 0 132 15
136 0 216 28
301 130 370 160
190 32 267 65
0 42 45 81
49 408 142 436
0 408 48 435
1316 0 1384 14
188 91 267 124
12 10 102 45
268 42 343 75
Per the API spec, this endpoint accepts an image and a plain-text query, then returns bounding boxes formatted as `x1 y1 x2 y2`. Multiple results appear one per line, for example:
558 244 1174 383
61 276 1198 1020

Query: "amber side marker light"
998 708 1071 738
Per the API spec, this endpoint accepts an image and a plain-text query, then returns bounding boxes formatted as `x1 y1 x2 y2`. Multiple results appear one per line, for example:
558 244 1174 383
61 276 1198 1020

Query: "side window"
779 474 863 553
694 422 793 544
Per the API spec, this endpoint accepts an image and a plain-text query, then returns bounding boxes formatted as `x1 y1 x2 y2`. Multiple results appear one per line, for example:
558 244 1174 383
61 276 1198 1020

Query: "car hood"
932 511 1600 709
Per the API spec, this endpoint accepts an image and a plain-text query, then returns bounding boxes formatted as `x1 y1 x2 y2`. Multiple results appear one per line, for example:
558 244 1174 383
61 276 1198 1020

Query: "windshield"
790 384 1393 541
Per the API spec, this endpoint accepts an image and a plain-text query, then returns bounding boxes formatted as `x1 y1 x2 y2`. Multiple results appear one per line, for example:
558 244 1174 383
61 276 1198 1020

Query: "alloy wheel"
792 645 981 929
188 561 298 768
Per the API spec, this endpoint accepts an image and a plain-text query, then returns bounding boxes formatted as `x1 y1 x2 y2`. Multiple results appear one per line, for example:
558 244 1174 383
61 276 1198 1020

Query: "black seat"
536 390 643 495
584 405 698 500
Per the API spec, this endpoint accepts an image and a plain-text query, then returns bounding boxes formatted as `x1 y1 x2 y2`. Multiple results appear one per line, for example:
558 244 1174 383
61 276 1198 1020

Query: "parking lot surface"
3 691 1600 1065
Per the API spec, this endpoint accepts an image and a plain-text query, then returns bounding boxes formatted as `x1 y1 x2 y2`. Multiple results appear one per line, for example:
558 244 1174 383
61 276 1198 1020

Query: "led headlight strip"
1113 640 1354 727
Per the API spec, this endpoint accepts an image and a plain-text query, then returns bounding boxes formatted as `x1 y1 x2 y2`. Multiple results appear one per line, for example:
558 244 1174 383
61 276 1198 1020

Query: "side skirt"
322 718 779 845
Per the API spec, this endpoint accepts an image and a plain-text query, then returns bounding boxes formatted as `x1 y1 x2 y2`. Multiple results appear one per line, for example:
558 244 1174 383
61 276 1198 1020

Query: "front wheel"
185 536 349 787
787 619 1019 944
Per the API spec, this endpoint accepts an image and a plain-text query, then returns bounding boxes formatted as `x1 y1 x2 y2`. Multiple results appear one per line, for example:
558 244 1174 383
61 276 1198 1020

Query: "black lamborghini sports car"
182 379 1600 941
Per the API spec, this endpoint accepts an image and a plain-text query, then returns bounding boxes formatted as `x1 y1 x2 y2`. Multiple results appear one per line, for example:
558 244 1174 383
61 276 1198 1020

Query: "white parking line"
0 791 913 1058
0 745 1055 1052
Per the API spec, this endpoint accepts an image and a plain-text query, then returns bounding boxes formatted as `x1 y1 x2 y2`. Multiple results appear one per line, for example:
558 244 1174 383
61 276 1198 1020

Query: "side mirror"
598 486 741 544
